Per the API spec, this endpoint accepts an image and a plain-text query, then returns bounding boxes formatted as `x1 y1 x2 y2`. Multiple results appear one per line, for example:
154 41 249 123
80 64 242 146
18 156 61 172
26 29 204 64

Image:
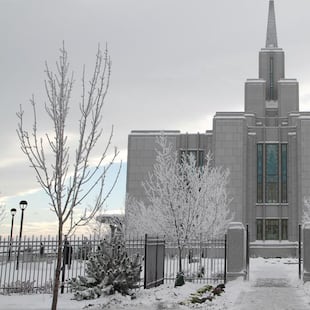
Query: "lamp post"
16 200 28 270
7 208 17 261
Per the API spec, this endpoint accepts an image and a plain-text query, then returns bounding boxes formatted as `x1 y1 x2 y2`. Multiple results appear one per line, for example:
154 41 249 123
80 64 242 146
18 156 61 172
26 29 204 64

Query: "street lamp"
16 200 28 270
7 208 17 261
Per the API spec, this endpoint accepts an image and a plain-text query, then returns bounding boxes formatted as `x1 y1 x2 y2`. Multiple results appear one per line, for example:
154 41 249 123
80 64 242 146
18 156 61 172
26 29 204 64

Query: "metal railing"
164 237 226 284
0 234 144 294
0 234 226 294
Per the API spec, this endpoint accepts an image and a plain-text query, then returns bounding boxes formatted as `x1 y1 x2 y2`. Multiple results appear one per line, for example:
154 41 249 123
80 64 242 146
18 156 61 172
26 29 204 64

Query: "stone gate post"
227 222 247 281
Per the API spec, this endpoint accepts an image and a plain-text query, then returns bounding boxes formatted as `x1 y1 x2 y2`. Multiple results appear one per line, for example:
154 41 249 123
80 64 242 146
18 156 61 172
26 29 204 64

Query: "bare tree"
0 203 6 224
0 193 6 225
126 135 231 272
17 44 121 310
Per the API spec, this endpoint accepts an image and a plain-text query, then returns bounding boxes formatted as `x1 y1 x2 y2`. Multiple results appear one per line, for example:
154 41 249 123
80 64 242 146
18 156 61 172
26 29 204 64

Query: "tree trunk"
51 221 63 310
178 247 182 272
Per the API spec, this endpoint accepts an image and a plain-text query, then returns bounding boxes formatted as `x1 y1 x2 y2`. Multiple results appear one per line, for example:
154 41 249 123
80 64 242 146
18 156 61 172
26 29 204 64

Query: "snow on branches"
126 135 232 251
303 197 310 224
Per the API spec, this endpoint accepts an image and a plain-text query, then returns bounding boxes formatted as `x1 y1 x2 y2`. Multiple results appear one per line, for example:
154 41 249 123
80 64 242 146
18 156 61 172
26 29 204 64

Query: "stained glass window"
257 144 263 203
281 144 287 203
265 144 279 203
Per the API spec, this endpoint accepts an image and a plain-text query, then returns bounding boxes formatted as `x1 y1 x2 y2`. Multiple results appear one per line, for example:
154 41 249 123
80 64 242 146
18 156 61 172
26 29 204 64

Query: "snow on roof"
130 130 180 135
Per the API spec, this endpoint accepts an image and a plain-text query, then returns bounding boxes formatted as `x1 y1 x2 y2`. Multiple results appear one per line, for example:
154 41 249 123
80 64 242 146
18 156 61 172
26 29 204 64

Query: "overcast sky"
1 0 310 235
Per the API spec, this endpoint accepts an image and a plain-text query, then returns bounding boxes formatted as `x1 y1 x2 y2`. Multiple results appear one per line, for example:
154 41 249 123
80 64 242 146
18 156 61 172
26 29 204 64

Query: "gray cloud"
1 0 310 209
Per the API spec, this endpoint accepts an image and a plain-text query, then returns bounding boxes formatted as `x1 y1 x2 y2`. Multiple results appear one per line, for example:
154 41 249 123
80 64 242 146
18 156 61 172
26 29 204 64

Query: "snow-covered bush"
69 235 142 300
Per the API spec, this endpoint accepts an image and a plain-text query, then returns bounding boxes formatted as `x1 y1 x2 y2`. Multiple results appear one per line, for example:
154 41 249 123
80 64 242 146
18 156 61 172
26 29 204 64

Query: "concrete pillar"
227 222 247 281
303 222 310 282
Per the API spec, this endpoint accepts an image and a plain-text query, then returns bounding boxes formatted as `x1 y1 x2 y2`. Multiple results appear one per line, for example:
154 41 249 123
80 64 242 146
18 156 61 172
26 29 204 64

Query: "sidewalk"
231 258 310 310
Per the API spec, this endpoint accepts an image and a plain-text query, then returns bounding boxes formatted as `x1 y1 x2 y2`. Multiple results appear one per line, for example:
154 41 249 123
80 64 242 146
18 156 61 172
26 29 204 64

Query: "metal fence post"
143 234 147 289
155 236 158 287
299 224 302 280
224 234 227 284
61 236 67 294
246 224 250 280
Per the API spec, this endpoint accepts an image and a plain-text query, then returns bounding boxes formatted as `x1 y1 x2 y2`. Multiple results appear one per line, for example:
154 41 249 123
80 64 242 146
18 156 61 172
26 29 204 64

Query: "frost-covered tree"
303 198 310 224
87 213 124 240
126 135 232 272
87 212 110 239
17 44 120 310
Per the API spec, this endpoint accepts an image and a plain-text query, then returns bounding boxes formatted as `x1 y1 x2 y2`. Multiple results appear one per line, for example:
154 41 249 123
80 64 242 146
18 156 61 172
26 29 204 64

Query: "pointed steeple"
266 0 278 48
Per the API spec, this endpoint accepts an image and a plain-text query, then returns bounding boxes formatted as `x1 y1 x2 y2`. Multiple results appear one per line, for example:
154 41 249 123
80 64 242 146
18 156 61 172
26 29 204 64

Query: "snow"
1 258 310 309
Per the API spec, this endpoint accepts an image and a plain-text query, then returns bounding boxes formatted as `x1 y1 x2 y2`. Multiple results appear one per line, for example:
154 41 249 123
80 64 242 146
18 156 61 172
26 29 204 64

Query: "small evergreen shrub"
174 271 185 287
69 236 142 300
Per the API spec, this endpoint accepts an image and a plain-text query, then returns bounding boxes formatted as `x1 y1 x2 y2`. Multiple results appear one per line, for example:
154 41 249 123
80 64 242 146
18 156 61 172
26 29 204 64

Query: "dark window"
198 150 204 167
265 219 279 240
256 218 288 240
256 219 263 240
281 219 288 240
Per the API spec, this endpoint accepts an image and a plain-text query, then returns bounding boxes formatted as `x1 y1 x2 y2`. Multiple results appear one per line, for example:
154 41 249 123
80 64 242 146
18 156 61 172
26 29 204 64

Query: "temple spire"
266 0 278 48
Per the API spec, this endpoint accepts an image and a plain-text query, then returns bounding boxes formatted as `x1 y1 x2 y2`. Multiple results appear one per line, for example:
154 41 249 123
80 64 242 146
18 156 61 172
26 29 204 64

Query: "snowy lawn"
1 258 310 309
0 280 245 310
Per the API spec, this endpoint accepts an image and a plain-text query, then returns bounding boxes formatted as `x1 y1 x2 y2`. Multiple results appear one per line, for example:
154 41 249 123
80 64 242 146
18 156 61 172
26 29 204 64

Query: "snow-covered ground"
1 258 310 309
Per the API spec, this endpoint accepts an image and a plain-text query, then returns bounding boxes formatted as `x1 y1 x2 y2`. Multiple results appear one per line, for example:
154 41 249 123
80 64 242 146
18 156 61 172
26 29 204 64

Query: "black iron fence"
0 234 226 294
164 237 226 284
299 224 303 280
0 234 144 294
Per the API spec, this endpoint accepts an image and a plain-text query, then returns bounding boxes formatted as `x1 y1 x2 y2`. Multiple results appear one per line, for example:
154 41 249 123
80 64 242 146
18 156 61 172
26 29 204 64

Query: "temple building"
126 0 310 256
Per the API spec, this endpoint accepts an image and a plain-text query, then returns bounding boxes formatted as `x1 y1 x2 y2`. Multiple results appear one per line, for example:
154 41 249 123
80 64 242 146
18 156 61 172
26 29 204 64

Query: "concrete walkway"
231 258 310 310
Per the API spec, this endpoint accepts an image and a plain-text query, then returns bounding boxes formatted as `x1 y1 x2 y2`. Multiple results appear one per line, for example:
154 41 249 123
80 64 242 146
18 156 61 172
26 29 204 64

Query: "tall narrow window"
256 219 263 240
269 57 274 100
198 150 204 167
265 144 279 203
180 150 186 163
257 144 263 203
281 144 287 203
281 219 288 240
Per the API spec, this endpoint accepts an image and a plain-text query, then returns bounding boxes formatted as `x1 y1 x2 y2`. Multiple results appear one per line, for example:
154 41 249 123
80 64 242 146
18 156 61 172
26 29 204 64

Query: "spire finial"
266 0 278 48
